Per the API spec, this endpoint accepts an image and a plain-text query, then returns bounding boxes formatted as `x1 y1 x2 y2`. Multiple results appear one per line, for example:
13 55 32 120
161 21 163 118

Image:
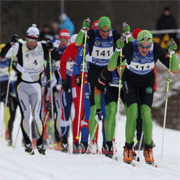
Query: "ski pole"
43 111 50 127
114 36 124 157
1 44 15 138
161 38 174 162
48 50 55 144
13 120 21 150
135 132 144 162
76 30 88 141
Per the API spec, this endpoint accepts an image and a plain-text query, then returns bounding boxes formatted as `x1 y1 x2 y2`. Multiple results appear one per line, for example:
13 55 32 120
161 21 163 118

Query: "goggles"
99 28 110 32
138 43 151 49
60 38 69 42
26 38 37 42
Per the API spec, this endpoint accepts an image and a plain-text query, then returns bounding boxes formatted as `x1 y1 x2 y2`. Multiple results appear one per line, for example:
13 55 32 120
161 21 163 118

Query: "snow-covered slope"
0 105 180 180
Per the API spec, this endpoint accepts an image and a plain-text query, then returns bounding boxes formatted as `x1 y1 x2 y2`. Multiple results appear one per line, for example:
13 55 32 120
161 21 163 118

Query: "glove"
46 101 51 112
116 38 124 49
46 41 54 50
82 17 90 30
123 22 130 34
95 108 103 122
62 79 69 93
10 34 18 45
75 74 81 87
168 39 177 51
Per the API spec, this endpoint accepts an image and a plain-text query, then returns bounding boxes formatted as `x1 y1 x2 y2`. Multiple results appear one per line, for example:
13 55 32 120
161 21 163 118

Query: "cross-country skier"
75 16 133 154
0 24 61 155
98 30 179 164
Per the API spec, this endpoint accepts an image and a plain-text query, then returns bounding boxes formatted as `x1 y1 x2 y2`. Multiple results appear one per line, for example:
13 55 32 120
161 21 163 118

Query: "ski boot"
73 142 80 154
25 144 34 155
80 142 88 154
123 142 134 164
101 142 107 154
37 144 46 155
144 144 154 164
105 141 113 158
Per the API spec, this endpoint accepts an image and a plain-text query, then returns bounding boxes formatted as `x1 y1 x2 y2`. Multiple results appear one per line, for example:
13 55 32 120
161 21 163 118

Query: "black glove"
46 101 51 112
75 74 81 87
10 34 18 45
96 78 105 92
62 79 69 93
46 42 53 50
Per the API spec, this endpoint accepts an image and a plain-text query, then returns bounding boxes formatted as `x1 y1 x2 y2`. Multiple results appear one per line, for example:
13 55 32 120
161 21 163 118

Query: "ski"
124 161 136 167
107 156 136 167
146 162 158 168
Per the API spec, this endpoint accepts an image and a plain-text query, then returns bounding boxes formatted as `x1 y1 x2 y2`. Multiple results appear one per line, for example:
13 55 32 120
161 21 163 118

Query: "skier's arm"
42 42 61 61
60 43 74 80
73 46 84 77
75 18 90 46
154 42 179 74
0 42 19 59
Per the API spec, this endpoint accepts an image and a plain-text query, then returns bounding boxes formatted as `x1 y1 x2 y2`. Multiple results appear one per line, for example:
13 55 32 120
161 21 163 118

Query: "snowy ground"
0 103 180 180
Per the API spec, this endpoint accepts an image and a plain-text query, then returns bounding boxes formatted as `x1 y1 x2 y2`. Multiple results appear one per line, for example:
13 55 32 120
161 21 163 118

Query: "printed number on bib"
95 50 111 57
92 46 113 60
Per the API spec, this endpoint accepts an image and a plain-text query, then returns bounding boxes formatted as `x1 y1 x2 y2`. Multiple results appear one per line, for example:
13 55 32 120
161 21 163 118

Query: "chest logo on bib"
146 87 153 94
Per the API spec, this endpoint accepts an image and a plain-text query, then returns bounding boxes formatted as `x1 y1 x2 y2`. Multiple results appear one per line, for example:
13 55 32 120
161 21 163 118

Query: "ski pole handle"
123 22 128 28
85 17 91 24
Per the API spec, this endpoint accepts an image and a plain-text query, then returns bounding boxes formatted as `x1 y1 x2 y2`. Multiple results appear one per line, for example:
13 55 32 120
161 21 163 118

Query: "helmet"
92 20 99 29
26 24 39 39
59 29 70 39
98 16 111 31
137 30 153 44
132 28 142 39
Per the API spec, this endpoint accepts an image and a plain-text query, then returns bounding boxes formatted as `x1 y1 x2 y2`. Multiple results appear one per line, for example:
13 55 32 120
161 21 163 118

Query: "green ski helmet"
98 16 111 31
137 30 153 44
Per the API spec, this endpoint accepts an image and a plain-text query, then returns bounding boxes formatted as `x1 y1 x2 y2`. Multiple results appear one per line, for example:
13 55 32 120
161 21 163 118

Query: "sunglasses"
138 43 151 49
60 38 69 42
99 29 110 32
27 38 37 42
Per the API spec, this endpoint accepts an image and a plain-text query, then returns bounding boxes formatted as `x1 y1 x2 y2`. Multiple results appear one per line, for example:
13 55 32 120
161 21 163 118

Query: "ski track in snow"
0 103 180 180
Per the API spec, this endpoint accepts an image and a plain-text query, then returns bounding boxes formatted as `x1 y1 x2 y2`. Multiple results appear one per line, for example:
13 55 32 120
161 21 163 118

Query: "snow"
0 103 180 180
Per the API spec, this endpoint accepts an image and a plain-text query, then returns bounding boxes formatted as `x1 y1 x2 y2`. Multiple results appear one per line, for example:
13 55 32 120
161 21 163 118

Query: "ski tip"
146 162 158 168
0 135 2 139
124 161 136 167
13 146 16 150
75 136 79 140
